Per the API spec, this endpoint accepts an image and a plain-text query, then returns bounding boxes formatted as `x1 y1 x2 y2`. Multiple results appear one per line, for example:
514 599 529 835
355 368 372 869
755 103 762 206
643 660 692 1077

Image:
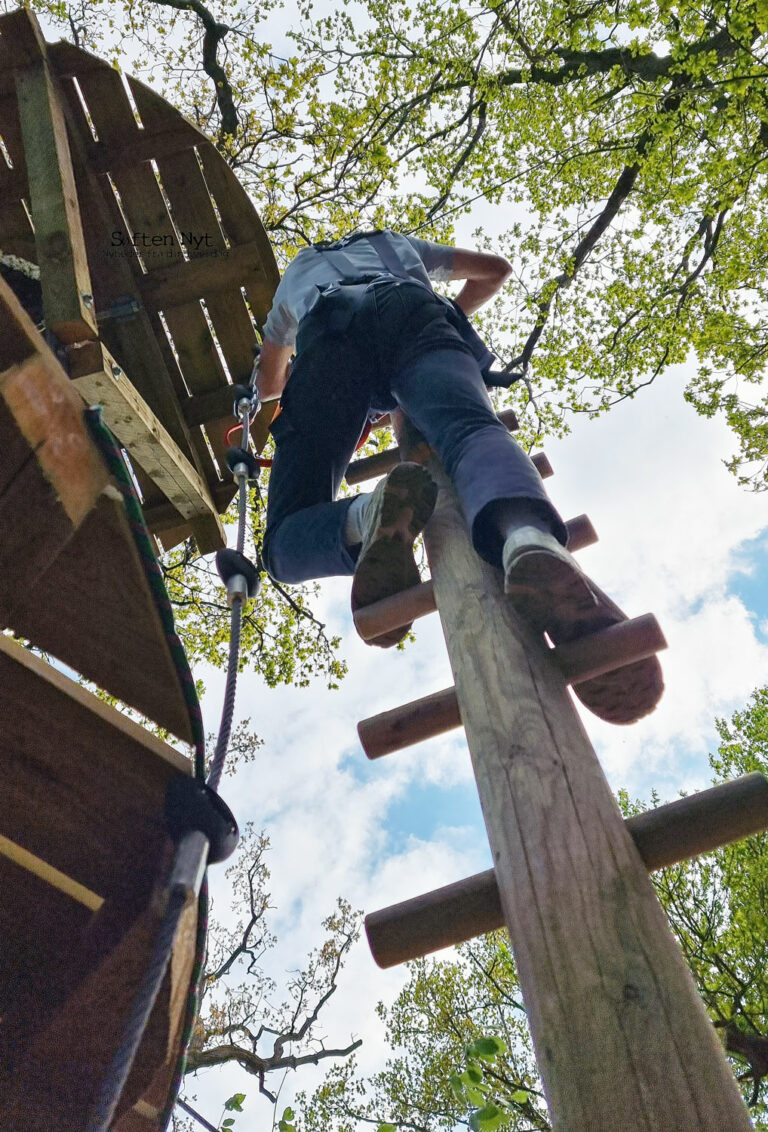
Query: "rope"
207 595 243 794
178 1097 220 1132
86 888 188 1132
83 392 257 1128
84 410 207 781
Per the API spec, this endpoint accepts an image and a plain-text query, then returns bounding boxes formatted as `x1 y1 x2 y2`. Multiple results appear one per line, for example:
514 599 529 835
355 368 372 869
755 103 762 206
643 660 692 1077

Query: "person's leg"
262 315 372 584
379 286 565 563
377 286 661 722
262 291 437 593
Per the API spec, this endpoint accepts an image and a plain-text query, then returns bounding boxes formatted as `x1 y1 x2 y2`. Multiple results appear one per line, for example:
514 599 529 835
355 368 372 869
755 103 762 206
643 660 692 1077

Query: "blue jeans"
262 280 565 584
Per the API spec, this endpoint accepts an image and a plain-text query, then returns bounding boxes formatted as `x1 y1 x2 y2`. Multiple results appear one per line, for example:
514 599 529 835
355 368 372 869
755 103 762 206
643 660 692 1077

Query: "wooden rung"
344 407 519 485
565 512 598 551
345 446 401 485
358 613 662 757
354 579 436 643
531 451 552 478
365 772 768 967
553 614 667 684
358 687 460 759
353 514 598 642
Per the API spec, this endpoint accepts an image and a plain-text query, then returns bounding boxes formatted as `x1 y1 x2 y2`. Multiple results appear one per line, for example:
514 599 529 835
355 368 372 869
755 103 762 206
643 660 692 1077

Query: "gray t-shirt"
263 231 455 347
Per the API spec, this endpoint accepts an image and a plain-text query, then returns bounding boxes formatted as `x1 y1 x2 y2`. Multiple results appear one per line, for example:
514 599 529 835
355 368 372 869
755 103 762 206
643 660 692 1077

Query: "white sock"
343 492 371 546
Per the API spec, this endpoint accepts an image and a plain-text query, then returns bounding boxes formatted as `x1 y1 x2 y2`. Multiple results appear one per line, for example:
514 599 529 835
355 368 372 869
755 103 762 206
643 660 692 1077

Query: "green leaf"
512 1089 529 1103
449 1073 465 1101
377 1124 397 1132
222 1122 235 1129
224 1095 246 1112
469 1103 507 1131
468 1035 506 1060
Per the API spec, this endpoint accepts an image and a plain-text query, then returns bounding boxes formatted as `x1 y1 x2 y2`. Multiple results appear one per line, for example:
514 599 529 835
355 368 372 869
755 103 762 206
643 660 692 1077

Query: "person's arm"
254 338 294 402
450 248 512 315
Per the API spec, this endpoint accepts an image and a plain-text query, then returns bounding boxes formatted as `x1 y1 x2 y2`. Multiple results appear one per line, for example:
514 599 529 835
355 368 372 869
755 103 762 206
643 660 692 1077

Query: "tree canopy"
21 0 768 485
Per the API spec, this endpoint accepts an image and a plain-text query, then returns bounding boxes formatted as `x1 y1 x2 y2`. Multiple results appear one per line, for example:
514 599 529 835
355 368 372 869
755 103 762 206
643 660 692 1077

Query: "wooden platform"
0 7 280 552
1 274 197 741
0 635 197 1131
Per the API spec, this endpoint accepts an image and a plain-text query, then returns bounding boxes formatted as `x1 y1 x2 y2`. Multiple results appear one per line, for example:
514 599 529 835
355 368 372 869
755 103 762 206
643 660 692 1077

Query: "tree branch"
508 158 640 371
153 0 238 141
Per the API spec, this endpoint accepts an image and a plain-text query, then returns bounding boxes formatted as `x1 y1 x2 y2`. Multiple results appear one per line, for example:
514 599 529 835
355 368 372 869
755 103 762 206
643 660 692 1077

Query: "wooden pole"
366 772 768 966
418 459 751 1131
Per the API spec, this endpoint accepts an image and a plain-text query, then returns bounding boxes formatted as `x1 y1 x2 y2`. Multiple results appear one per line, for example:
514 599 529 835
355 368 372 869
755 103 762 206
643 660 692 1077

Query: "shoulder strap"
367 232 410 279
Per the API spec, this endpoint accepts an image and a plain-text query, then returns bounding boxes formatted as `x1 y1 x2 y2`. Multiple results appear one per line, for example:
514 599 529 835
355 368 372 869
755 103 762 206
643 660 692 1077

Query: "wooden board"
9 492 197 742
0 16 280 550
14 45 97 342
0 283 197 739
69 338 225 535
0 635 195 1129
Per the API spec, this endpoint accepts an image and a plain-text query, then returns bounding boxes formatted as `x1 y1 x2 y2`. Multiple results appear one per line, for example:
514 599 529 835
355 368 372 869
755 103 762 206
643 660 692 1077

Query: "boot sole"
351 464 438 648
506 549 663 724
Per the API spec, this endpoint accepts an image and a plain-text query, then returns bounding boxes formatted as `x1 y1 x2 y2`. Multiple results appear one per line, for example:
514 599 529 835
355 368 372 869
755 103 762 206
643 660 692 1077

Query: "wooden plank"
366 773 768 967
142 479 237 531
0 305 198 736
129 77 258 384
137 239 269 310
0 883 198 1132
89 125 204 174
8 493 197 741
0 348 109 525
0 93 36 260
0 639 194 1094
14 44 97 342
54 70 206 468
68 339 225 546
0 832 103 911
0 9 49 73
196 143 279 326
0 852 96 1072
52 57 226 549
417 453 751 1129
0 634 189 897
49 39 279 468
0 162 27 205
183 384 242 427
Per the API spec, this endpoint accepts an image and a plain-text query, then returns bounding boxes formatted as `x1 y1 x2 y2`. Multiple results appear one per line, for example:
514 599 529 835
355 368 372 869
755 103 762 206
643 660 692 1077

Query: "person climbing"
254 229 661 723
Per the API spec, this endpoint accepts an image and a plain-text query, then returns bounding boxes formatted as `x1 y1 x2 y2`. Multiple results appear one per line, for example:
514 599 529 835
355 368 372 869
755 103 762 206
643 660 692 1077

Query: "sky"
184 352 768 1128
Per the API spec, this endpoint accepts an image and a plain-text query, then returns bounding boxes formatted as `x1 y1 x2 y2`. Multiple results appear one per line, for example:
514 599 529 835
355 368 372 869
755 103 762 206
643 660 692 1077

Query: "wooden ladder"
346 413 764 1129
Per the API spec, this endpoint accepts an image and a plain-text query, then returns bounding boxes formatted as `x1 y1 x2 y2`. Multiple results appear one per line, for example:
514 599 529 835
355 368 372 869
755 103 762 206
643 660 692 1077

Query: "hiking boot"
351 463 438 648
503 526 663 724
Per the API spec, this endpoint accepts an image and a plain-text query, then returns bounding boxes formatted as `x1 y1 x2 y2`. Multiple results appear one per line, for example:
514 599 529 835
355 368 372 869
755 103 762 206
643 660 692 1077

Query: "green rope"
83 409 209 1126
84 409 206 779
